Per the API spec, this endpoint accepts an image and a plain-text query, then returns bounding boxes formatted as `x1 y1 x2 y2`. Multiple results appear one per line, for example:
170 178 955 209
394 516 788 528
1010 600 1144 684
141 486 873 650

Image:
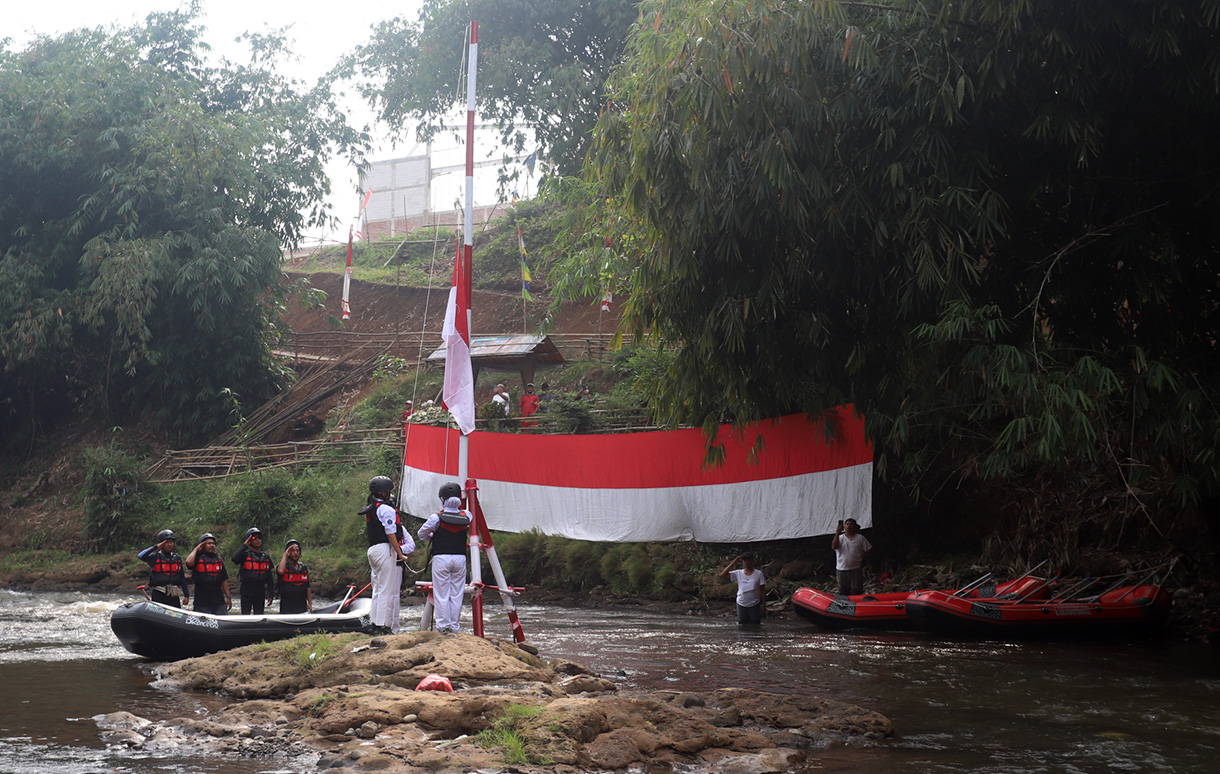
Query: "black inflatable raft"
110 597 373 661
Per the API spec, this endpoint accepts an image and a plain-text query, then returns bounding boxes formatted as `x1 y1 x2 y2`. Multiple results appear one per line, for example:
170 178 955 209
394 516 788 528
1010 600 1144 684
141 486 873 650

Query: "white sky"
4 0 515 247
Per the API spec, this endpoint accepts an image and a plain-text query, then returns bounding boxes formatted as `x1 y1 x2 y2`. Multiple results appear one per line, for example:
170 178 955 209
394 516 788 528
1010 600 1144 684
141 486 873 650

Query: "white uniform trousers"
367 543 402 632
430 553 467 632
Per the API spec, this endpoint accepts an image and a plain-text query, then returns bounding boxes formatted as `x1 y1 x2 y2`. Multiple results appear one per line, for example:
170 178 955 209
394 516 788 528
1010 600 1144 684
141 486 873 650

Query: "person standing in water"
720 551 766 625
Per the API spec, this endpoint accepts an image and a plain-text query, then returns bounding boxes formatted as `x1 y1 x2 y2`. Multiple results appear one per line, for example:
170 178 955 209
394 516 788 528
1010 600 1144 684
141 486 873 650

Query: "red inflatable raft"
904 583 1172 639
791 575 1047 631
791 588 917 630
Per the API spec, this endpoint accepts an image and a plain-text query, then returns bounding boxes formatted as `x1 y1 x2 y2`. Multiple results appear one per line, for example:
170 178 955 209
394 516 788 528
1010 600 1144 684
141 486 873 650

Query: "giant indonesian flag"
401 408 872 541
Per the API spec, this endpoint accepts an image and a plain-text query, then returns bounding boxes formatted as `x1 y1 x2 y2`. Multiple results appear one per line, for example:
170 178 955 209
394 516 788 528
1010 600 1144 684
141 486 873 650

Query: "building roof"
428 334 565 372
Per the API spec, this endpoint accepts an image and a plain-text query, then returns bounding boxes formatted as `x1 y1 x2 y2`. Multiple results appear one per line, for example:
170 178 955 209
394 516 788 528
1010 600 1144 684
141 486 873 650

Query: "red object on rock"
415 674 454 692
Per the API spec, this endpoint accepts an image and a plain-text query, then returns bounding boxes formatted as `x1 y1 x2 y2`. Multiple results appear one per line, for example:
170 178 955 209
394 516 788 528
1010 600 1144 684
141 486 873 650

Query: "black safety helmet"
369 475 395 496
438 482 462 501
197 532 217 545
285 539 300 550
156 529 175 542
244 527 262 539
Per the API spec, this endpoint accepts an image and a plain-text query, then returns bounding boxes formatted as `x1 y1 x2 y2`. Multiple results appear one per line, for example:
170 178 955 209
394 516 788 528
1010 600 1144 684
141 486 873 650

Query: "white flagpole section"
463 20 480 588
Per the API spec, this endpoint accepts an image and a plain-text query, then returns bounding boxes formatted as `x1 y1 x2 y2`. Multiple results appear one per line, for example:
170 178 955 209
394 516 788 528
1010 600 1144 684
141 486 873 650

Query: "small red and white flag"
441 241 476 435
341 227 354 320
601 290 613 313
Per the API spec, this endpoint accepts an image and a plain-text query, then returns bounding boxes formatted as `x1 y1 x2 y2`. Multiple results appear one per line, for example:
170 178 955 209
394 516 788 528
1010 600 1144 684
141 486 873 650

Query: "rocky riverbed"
96 630 892 773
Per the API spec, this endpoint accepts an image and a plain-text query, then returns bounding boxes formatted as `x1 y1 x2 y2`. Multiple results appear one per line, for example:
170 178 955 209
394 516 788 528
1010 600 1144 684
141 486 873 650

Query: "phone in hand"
838 520 844 529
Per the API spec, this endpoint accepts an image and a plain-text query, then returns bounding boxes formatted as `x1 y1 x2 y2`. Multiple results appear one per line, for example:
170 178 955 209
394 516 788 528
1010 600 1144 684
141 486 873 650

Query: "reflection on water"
494 602 1220 774
1 589 1219 774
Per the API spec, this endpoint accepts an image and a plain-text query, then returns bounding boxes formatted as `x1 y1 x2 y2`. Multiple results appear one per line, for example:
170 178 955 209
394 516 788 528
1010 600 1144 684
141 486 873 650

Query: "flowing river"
1 588 1218 773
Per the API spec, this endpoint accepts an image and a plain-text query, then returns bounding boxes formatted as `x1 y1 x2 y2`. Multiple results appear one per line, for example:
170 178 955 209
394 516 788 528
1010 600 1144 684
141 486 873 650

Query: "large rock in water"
134 630 892 772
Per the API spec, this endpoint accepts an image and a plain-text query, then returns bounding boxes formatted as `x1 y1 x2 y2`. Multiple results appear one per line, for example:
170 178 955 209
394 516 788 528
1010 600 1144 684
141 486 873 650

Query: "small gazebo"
428 334 565 388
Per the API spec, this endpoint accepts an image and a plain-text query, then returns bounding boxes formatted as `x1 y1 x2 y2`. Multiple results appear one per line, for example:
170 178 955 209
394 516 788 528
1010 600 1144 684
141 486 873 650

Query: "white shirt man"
831 518 872 596
490 384 510 416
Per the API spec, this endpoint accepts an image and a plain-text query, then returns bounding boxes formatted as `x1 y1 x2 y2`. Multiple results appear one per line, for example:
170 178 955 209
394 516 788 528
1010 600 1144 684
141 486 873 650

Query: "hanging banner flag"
441 241 476 435
341 227 353 320
518 227 533 302
401 409 873 542
601 290 613 313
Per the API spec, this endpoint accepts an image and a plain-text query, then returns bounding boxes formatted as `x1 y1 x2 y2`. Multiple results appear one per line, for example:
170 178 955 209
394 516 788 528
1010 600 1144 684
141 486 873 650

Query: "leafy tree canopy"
346 0 639 177
585 0 1220 512
0 6 369 445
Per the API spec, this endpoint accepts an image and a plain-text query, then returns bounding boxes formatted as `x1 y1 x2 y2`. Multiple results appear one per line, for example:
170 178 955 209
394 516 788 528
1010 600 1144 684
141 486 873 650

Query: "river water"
2 588 1218 773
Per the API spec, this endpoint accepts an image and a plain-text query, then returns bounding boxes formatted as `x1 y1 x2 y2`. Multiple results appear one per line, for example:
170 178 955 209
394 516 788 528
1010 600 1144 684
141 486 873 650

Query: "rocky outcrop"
97 630 891 773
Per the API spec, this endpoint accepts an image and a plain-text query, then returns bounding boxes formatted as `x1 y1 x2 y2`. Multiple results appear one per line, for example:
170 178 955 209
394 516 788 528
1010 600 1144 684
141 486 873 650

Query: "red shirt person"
519 384 541 419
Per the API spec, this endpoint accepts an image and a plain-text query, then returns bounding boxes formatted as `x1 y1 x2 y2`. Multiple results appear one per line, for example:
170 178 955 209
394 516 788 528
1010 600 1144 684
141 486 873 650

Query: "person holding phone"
719 551 766 626
831 518 872 596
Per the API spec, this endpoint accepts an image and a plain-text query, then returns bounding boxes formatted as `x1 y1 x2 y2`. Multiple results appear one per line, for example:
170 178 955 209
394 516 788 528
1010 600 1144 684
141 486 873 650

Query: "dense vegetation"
0 9 366 447
4 1 1219 600
566 0 1220 564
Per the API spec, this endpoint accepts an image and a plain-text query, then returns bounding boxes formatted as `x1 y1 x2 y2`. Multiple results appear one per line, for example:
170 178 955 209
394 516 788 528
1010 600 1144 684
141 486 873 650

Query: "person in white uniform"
418 488 471 634
361 475 414 634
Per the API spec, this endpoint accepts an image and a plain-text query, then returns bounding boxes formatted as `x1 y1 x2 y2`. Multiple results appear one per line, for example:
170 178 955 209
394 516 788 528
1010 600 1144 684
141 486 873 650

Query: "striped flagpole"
459 20 477 484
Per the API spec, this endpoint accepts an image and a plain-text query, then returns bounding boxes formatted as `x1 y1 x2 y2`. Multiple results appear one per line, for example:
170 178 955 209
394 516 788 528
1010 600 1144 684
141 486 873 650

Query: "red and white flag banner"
441 241 475 435
401 408 872 541
341 228 354 320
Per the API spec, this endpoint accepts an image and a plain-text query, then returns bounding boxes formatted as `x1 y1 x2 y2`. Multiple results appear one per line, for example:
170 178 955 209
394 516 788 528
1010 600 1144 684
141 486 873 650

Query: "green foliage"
477 399 511 432
608 345 675 405
80 444 156 549
540 395 601 434
372 355 410 382
0 10 367 443
585 0 1220 516
346 0 640 177
270 633 346 671
218 471 313 538
476 703 545 766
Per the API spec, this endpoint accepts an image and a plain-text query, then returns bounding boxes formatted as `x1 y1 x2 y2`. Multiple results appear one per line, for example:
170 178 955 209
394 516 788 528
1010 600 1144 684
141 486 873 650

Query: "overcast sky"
5 1 511 247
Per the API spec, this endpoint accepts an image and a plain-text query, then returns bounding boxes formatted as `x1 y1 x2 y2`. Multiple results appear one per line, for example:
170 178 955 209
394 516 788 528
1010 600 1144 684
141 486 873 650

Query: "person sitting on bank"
185 532 230 615
137 530 189 609
277 539 312 614
832 518 872 596
232 527 275 614
719 551 766 625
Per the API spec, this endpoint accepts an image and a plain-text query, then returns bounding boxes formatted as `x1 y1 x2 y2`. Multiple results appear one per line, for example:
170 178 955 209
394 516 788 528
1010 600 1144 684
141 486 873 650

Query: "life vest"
191 553 225 585
148 552 184 587
236 550 272 583
279 564 309 588
361 499 405 547
431 511 470 555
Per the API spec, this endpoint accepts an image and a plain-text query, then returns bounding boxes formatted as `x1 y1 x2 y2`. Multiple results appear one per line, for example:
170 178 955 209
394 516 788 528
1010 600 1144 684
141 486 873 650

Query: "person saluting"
277 539 312 614
185 532 230 614
232 527 275 614
137 529 189 609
